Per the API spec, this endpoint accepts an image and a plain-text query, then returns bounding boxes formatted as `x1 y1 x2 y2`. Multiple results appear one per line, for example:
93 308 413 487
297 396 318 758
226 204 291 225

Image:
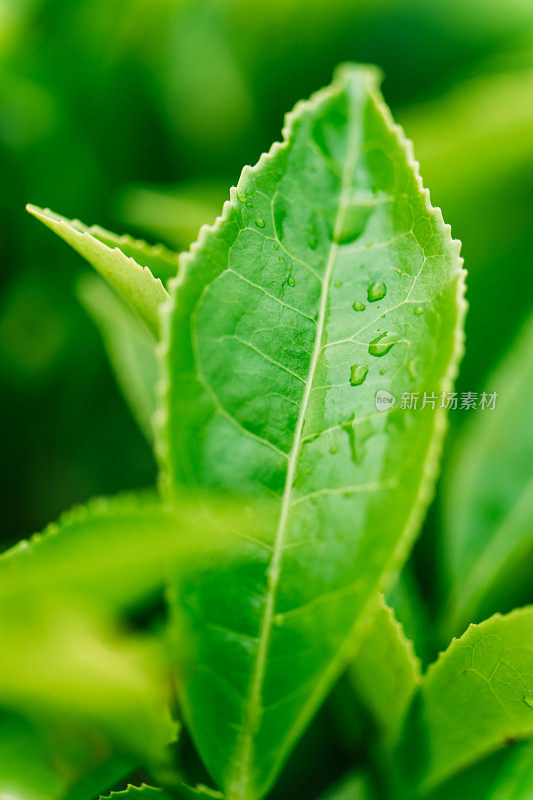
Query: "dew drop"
329 444 339 455
414 305 424 316
334 280 343 288
236 189 247 204
255 218 265 228
369 331 398 357
273 241 280 250
367 281 387 302
353 300 366 311
278 256 285 264
349 363 368 386
287 274 296 287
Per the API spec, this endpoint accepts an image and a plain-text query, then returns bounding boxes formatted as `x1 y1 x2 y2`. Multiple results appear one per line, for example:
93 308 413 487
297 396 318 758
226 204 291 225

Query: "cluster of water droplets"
346 278 427 386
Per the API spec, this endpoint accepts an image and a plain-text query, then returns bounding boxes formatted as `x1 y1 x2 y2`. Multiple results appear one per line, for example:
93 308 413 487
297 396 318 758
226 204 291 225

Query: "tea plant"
7 64 532 800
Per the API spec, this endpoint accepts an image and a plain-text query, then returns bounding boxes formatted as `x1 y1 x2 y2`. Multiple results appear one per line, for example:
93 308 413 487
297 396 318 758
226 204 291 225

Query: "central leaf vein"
230 97 361 799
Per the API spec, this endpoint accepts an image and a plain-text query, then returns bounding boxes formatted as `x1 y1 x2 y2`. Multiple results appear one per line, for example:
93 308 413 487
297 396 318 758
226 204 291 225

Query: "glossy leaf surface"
162 64 465 799
398 608 533 795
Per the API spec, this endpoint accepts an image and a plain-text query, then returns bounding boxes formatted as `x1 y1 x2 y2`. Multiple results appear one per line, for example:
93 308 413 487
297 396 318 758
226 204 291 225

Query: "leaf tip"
334 61 384 90
26 202 45 219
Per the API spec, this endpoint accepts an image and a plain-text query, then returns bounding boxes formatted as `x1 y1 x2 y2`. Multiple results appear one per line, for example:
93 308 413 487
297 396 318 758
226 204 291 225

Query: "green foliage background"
1 0 532 546
1 2 533 798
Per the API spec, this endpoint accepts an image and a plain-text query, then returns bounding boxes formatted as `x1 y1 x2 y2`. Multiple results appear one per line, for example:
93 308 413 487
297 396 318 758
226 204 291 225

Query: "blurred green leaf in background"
2 0 533 548
1 1 533 798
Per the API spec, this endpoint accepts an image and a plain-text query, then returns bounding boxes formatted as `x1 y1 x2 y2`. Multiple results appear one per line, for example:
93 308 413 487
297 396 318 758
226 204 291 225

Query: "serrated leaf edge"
99 783 223 800
419 605 533 793
0 489 160 560
26 205 170 337
155 63 467 799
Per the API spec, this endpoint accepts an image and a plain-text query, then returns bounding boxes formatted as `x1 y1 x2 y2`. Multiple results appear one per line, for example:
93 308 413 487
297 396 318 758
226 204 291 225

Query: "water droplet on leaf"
414 305 424 315
255 218 265 228
288 274 296 287
367 281 386 302
369 331 398 357
349 363 368 386
334 280 342 288
353 300 366 311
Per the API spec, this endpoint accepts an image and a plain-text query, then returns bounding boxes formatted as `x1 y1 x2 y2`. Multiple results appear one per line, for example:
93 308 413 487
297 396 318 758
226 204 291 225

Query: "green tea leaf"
26 205 170 336
386 568 430 665
161 64 465 799
441 315 533 637
0 492 266 800
350 596 421 750
100 785 222 800
0 492 271 610
78 275 159 441
100 788 165 800
398 608 533 795
64 220 180 285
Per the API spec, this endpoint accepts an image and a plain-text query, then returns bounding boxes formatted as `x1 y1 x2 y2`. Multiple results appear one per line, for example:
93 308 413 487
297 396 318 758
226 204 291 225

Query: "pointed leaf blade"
398 608 533 795
0 492 270 610
350 596 421 750
26 205 170 336
441 315 533 636
161 64 465 799
100 785 222 800
77 275 159 441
